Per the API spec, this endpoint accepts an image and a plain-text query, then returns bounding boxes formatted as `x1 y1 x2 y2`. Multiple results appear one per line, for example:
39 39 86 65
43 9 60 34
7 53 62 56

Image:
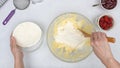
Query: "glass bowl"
47 12 95 62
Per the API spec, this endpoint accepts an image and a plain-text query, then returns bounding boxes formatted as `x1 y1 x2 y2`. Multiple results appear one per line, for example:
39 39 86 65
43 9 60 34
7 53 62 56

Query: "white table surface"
0 0 120 68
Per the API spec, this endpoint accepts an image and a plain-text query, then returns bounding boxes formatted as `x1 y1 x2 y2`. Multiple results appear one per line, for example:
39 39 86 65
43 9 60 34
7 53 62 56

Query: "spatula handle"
107 37 115 43
3 9 16 25
79 29 115 43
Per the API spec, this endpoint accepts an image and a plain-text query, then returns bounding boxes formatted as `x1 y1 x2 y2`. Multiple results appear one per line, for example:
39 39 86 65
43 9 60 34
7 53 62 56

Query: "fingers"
91 32 106 40
91 32 107 47
91 32 99 47
10 35 17 49
101 32 107 41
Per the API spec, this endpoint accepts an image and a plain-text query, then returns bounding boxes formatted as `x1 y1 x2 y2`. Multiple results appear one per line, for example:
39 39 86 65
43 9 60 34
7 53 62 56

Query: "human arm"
10 36 24 68
90 32 120 68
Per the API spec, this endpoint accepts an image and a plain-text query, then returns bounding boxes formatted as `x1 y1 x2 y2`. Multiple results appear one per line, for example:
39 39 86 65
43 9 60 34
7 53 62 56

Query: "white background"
0 0 120 68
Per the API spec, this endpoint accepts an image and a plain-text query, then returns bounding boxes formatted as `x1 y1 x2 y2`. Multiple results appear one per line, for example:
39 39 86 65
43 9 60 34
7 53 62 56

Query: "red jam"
101 0 117 10
99 15 114 30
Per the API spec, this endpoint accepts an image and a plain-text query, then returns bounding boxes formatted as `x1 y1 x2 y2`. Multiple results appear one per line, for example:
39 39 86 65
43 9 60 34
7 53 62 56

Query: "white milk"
13 22 42 47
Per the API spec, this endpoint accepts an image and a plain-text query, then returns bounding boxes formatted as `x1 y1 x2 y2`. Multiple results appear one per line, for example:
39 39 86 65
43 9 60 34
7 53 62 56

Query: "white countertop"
0 0 120 68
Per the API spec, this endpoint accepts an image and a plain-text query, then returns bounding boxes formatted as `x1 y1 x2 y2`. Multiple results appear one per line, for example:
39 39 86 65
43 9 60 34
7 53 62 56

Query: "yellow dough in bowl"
48 13 94 62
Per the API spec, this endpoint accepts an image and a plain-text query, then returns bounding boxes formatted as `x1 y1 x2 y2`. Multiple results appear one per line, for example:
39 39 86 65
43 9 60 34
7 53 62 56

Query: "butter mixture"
55 21 86 48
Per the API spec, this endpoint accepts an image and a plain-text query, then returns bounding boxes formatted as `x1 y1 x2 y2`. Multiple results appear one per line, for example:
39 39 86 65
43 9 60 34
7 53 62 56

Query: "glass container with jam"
101 0 117 10
98 14 114 30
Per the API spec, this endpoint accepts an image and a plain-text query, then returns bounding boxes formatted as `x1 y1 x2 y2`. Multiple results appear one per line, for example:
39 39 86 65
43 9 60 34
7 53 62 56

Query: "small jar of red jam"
98 15 114 30
101 0 117 10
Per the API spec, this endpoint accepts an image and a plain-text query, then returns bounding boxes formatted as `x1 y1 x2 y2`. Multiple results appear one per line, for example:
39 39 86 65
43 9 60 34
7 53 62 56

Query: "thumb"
10 36 16 49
